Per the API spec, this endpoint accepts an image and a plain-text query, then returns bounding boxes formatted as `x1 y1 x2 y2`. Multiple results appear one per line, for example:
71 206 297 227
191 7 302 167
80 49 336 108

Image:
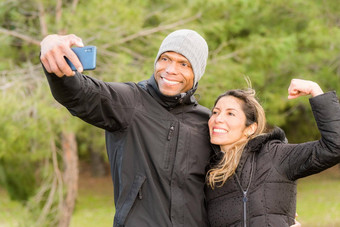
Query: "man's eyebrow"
180 59 191 66
160 53 169 58
160 53 191 65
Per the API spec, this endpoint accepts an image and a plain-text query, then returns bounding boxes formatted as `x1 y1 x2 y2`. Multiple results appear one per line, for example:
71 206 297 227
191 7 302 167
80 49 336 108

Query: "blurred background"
0 0 339 226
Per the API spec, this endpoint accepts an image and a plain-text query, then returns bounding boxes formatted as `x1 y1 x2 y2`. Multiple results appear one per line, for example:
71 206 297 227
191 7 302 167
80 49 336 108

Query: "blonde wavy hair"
207 88 267 189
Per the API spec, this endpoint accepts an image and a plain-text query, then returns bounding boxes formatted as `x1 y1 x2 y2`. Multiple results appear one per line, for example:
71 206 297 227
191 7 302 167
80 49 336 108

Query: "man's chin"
159 88 180 97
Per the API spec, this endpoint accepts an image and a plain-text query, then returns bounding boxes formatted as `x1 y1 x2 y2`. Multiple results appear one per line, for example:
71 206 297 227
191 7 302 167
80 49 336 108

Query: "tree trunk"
58 132 78 227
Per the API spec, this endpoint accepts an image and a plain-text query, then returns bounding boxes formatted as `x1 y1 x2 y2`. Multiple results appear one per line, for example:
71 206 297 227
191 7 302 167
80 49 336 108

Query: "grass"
70 170 115 227
0 166 339 227
296 166 340 227
0 189 30 227
0 168 115 227
70 193 115 227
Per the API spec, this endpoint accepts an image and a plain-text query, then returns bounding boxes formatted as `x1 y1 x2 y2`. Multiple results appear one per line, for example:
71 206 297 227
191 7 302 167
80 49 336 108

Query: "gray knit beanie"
154 29 209 87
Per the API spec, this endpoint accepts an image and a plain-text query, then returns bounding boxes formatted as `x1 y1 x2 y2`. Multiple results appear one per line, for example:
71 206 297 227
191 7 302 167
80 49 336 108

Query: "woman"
205 79 340 227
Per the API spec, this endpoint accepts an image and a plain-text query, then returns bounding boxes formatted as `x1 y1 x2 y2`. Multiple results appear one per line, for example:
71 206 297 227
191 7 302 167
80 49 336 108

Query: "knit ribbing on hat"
154 29 208 87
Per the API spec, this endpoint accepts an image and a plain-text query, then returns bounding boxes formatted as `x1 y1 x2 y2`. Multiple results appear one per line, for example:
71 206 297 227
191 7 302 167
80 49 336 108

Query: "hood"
138 75 199 109
245 127 288 153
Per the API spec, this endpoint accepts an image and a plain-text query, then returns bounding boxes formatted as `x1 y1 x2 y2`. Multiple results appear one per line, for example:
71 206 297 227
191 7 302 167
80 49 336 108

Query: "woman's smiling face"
208 96 249 151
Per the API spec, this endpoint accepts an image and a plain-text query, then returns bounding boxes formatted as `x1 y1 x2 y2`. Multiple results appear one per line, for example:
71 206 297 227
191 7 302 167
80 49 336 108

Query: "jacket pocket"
164 122 176 170
115 174 146 226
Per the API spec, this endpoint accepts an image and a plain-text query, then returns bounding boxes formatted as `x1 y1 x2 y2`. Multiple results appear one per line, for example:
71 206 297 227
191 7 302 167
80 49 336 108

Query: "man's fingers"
64 47 83 73
40 50 64 77
40 55 52 73
48 45 78 76
47 57 64 77
67 34 84 48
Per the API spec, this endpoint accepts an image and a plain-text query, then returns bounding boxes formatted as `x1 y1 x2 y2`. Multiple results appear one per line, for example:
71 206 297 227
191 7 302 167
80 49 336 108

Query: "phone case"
66 46 97 71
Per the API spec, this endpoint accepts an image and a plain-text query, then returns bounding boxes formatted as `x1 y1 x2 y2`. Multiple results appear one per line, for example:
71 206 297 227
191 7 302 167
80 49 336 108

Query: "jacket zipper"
167 124 175 140
234 153 256 227
138 188 143 200
164 123 175 170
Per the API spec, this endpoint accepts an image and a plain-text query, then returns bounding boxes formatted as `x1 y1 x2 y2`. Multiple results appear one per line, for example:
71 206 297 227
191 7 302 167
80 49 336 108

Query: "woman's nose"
215 114 225 123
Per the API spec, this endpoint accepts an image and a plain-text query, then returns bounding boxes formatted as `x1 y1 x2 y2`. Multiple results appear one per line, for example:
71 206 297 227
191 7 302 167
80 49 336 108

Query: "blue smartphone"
66 46 97 71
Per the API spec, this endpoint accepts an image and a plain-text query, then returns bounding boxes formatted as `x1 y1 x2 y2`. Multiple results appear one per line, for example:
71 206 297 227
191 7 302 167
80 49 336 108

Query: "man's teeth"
213 128 228 133
163 78 179 85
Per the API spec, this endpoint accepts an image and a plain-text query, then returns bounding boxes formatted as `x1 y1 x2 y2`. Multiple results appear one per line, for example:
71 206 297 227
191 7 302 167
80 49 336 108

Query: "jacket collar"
138 75 198 109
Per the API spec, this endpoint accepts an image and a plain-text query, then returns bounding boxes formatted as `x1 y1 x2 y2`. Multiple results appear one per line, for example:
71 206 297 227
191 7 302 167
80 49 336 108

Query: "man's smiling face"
154 52 194 96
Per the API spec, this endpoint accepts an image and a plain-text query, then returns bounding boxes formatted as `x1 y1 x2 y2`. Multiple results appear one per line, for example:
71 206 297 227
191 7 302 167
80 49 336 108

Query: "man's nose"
165 62 177 74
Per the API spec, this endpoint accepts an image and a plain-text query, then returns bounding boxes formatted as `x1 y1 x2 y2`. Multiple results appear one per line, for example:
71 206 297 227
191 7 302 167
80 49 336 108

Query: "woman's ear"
245 123 258 137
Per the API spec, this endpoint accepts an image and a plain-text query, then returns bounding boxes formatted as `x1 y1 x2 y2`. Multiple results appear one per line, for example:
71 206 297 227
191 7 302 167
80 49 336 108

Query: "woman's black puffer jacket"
206 91 340 227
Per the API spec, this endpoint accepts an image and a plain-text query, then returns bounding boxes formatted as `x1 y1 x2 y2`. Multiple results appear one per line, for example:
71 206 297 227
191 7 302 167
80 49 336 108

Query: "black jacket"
206 91 340 227
44 71 212 227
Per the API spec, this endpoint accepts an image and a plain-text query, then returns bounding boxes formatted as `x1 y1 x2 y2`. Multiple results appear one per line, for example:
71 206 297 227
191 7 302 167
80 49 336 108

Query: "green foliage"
0 75 58 201
0 0 340 223
0 160 36 202
77 123 106 161
0 0 41 68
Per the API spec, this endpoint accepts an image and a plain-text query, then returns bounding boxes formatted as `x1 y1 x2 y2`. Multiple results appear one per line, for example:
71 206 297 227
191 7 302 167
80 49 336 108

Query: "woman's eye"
228 112 235 116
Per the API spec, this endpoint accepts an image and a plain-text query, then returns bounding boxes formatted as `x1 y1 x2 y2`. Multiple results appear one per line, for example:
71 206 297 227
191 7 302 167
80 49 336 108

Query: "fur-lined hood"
245 127 288 153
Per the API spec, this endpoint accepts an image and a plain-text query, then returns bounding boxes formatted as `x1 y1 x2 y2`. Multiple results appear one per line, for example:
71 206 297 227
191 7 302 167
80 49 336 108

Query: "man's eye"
181 62 192 68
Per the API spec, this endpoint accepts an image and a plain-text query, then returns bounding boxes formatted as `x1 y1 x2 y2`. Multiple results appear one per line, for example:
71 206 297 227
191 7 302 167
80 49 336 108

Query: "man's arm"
40 34 138 132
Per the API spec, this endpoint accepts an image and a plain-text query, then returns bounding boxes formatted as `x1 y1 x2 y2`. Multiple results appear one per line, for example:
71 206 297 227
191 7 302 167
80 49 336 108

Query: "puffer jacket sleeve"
272 91 340 181
44 69 138 132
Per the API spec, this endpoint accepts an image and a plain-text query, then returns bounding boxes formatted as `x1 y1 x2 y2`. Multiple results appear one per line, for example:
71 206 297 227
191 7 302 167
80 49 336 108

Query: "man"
40 29 212 227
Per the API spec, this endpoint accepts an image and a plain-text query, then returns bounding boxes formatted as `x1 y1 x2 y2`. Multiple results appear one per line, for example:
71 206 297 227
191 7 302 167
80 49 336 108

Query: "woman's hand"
290 219 301 227
290 213 301 227
288 79 324 99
